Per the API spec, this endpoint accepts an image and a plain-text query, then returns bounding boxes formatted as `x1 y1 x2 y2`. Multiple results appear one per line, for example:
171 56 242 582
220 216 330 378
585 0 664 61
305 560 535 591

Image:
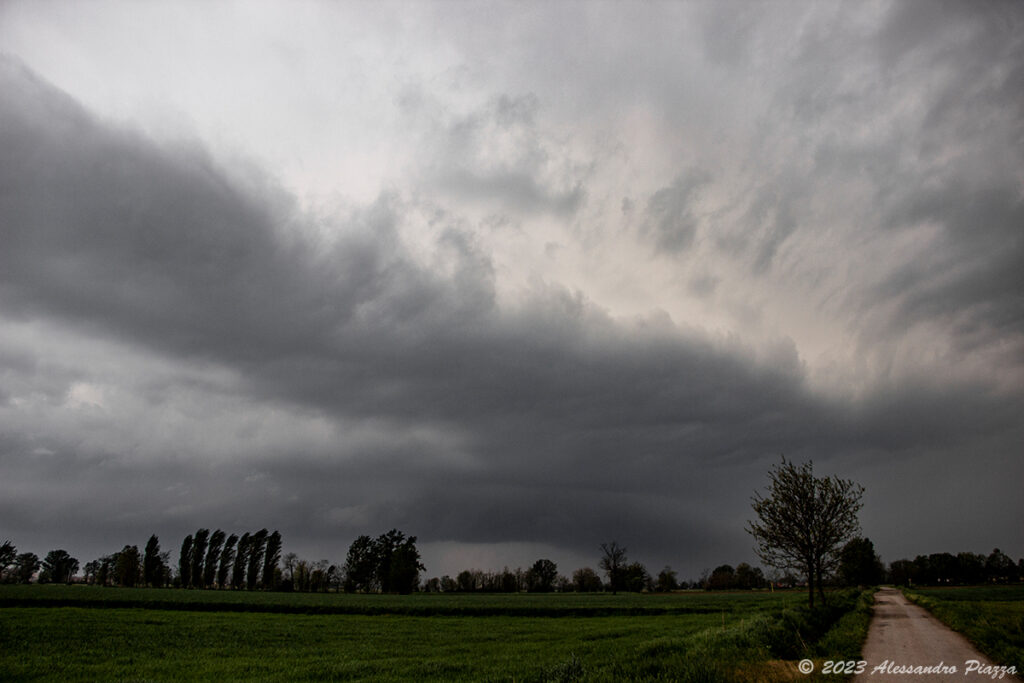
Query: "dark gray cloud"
1 0 1023 582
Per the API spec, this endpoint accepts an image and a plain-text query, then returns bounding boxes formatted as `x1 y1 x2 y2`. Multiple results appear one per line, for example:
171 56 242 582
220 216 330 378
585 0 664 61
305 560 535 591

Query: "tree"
747 457 864 608
656 566 679 592
14 552 40 583
218 534 238 589
343 535 378 593
40 549 79 584
599 541 628 594
115 545 142 587
191 529 210 589
1 541 17 582
246 529 268 591
735 562 765 589
526 559 558 593
985 548 1015 583
143 535 163 587
376 529 423 594
83 559 100 585
282 552 299 589
622 562 651 592
178 535 193 589
262 530 282 590
708 564 736 590
572 567 603 592
342 530 424 594
203 530 226 589
232 533 250 590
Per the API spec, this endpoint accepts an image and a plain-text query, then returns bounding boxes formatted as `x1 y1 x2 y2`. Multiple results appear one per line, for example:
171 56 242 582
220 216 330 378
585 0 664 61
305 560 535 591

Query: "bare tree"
599 541 628 594
747 457 864 608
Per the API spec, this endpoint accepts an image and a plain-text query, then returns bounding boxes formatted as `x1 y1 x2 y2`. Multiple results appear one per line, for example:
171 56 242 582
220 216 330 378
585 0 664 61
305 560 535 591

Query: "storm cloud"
1 0 1021 578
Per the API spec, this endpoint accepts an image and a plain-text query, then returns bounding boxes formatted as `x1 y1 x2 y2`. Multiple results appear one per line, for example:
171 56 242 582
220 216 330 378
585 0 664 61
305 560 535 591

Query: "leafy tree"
599 541 628 594
143 535 163 587
839 536 888 585
190 529 210 589
246 529 268 590
115 545 142 587
342 530 424 594
1 541 17 582
622 562 651 592
343 535 378 593
456 569 477 592
203 530 225 589
40 549 79 584
376 529 424 594
95 554 117 587
735 562 765 589
526 559 558 593
572 567 603 592
178 535 193 589
985 548 1015 583
83 559 100 585
656 566 679 592
232 533 250 590
747 458 864 608
262 530 282 590
707 564 735 590
928 552 959 585
957 552 986 585
218 534 238 589
14 552 40 583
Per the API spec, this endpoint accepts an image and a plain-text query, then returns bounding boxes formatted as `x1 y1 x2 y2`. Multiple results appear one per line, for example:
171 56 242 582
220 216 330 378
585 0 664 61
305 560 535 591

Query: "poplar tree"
143 535 161 587
218 534 238 589
262 531 282 590
203 530 225 589
190 529 209 590
178 535 193 589
246 529 268 590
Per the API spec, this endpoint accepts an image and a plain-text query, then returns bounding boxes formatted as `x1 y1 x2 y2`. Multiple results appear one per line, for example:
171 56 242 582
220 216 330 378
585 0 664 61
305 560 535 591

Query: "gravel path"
853 587 1018 681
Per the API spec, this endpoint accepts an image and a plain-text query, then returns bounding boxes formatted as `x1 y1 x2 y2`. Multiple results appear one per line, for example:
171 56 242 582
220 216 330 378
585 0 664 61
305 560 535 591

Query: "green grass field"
0 585 871 682
903 585 1024 673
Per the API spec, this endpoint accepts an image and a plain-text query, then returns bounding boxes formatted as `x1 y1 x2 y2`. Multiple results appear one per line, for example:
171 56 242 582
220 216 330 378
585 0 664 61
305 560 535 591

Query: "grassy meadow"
0 585 872 682
903 585 1024 673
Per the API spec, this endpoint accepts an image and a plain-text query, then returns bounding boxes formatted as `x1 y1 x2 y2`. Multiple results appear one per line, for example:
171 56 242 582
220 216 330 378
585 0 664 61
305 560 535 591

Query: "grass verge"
903 586 1024 672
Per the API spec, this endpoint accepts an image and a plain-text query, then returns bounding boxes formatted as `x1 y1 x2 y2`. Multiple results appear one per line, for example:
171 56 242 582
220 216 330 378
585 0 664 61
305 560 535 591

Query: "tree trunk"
807 569 815 608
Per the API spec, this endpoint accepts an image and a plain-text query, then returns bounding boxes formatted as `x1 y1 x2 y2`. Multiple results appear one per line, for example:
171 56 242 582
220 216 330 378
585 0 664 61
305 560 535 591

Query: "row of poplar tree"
178 528 281 590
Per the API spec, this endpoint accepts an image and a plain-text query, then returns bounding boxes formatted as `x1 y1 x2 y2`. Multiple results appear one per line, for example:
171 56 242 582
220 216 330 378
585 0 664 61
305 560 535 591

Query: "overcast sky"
1 0 1022 580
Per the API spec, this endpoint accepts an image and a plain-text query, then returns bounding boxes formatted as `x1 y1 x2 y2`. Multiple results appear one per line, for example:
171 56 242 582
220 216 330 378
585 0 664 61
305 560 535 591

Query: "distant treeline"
2 535 1021 593
887 548 1021 586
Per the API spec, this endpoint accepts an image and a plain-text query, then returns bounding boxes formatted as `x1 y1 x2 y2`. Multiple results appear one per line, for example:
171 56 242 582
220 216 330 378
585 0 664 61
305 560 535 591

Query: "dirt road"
853 587 1018 681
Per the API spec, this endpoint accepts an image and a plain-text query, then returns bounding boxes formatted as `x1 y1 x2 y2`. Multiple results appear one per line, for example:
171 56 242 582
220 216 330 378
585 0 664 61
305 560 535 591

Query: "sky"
1 0 1021 581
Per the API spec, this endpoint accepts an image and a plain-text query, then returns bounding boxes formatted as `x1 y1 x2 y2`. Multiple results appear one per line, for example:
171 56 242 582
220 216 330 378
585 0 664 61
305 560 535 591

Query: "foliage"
0 541 16 582
14 552 40 584
655 566 679 592
114 545 142 588
39 549 79 585
888 548 1021 585
837 537 884 586
747 457 864 608
527 559 558 593
343 529 424 594
573 567 603 593
179 534 193 589
203 530 225 589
